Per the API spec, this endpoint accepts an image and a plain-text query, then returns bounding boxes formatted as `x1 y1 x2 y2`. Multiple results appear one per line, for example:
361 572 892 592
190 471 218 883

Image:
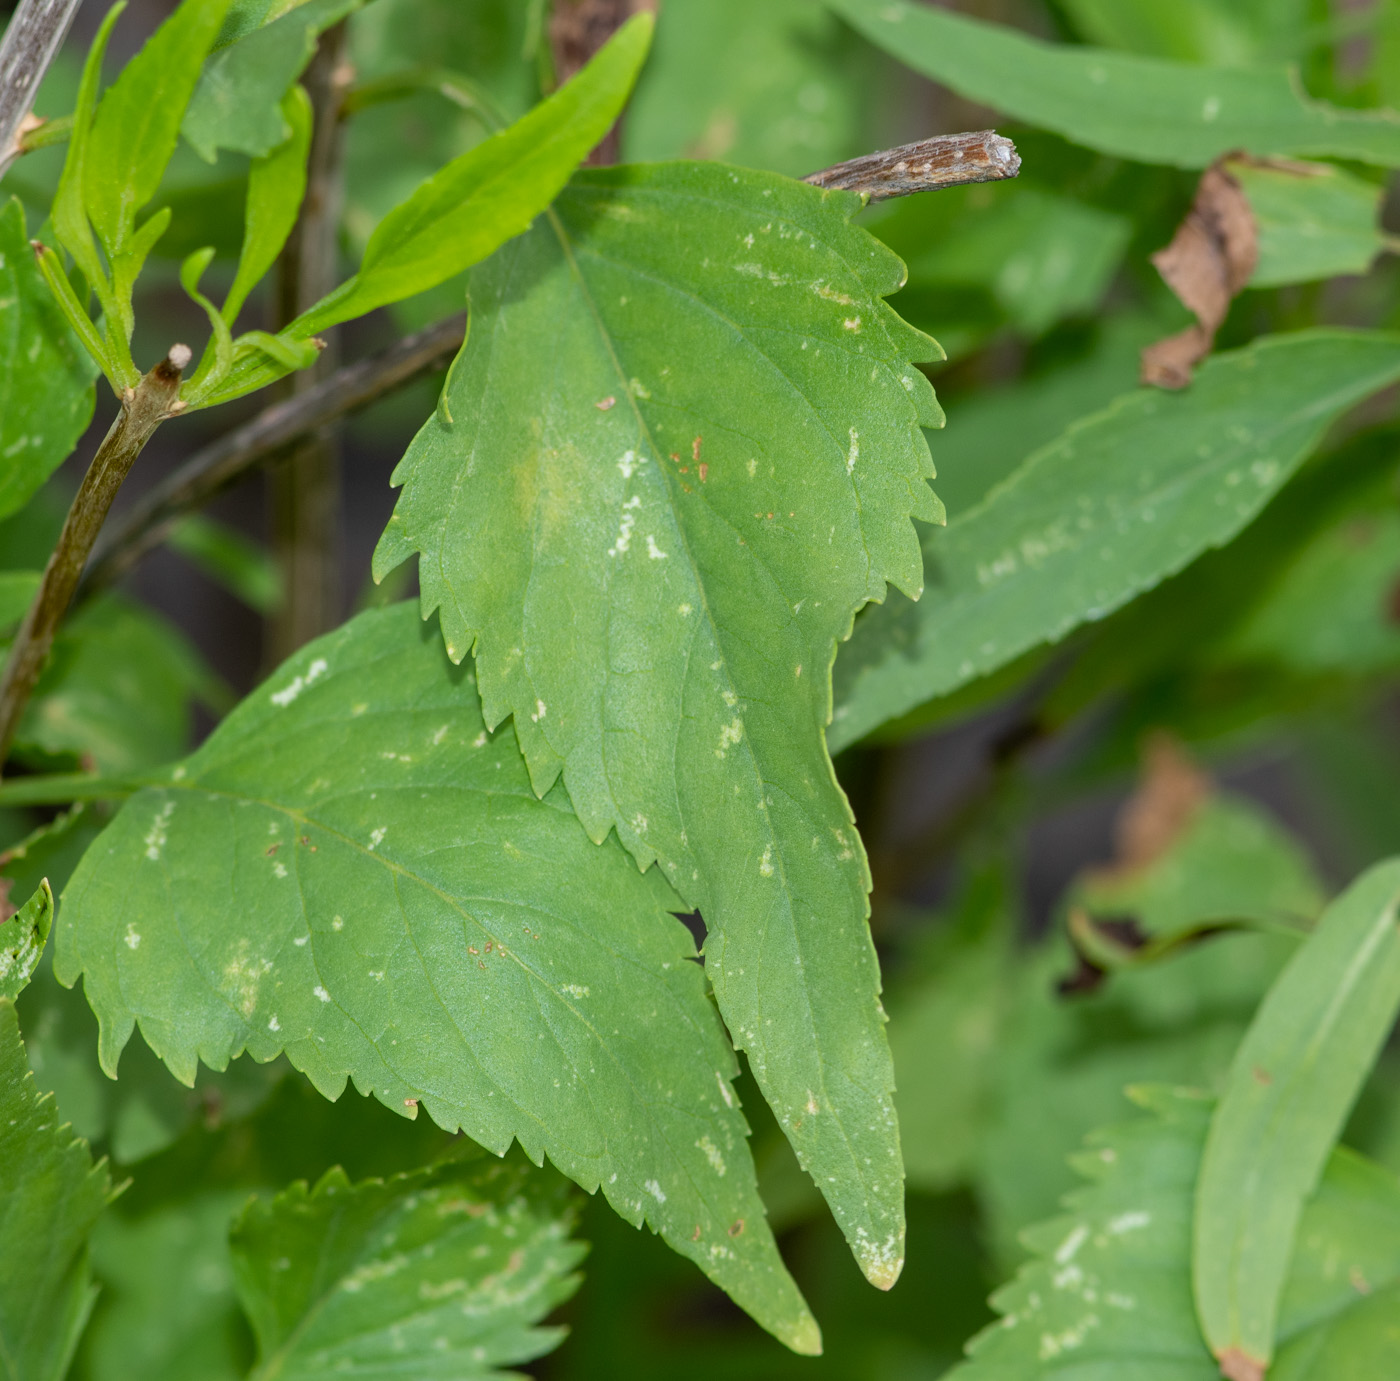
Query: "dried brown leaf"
1142 161 1258 389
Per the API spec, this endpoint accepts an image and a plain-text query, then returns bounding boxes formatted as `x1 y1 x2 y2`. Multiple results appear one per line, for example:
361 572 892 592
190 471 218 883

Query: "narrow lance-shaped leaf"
1194 858 1400 1376
832 330 1400 751
949 1086 1400 1380
55 604 819 1353
375 161 943 1288
0 880 53 1000
222 83 313 327
0 199 96 522
827 0 1400 170
196 13 655 409
84 0 233 257
232 1158 583 1381
182 0 363 162
293 13 654 336
0 997 114 1381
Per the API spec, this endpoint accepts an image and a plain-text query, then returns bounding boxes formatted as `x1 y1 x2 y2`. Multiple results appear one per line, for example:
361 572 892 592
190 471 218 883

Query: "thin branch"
0 342 189 773
83 312 466 594
549 0 654 165
804 130 1020 200
0 0 83 181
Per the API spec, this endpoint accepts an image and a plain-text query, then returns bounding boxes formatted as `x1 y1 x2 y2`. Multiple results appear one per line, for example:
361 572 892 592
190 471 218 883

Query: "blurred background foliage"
4 0 1400 1375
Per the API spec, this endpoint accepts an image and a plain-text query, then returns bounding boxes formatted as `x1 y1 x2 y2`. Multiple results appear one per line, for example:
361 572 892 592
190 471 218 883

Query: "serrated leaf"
829 0 1400 170
0 197 97 524
0 996 113 1381
292 14 653 337
376 161 943 1287
950 1086 1400 1379
1194 858 1400 1372
0 878 52 999
232 1157 581 1380
831 330 1400 752
54 603 818 1353
84 0 232 256
182 0 361 163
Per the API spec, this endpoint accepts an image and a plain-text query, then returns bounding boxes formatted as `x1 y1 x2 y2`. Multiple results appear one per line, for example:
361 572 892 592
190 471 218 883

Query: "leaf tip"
1217 1348 1266 1381
785 1311 824 1356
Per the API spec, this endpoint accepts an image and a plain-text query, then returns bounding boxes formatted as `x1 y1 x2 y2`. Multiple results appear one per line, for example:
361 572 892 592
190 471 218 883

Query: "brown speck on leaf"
1252 1065 1273 1086
692 436 702 464
1351 1265 1373 1294
728 1218 745 1236
596 396 616 410
699 463 709 482
1217 1347 1266 1381
1142 159 1258 389
691 1224 702 1241
266 844 280 856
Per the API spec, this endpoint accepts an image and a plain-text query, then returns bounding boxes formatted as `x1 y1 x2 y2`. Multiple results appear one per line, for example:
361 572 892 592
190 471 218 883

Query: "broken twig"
83 312 467 595
805 130 1020 200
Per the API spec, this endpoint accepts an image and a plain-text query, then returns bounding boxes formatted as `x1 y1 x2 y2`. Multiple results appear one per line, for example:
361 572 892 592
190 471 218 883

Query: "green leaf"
375 161 943 1289
1060 0 1312 65
0 996 113 1381
11 594 227 774
624 0 880 177
904 186 1132 337
293 13 654 338
0 572 40 634
52 3 125 306
54 603 819 1353
182 0 361 163
0 879 52 1000
222 84 312 327
1075 796 1327 936
828 0 1400 169
1233 158 1390 287
84 0 233 256
1217 494 1400 676
830 330 1400 752
168 515 283 615
0 198 97 524
1194 858 1400 1372
83 1192 250 1381
949 1086 1400 1379
232 1157 582 1380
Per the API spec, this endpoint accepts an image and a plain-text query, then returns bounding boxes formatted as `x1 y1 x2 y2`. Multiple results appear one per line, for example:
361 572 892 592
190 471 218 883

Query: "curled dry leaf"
1094 731 1212 883
1142 161 1258 389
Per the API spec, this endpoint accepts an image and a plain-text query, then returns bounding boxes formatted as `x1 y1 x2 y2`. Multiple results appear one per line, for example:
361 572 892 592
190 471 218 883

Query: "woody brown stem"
0 345 189 773
268 19 352 664
804 131 1021 200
